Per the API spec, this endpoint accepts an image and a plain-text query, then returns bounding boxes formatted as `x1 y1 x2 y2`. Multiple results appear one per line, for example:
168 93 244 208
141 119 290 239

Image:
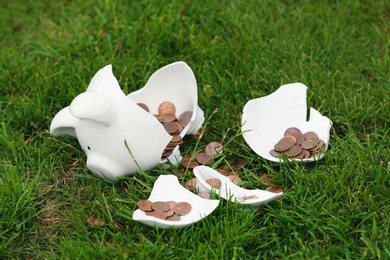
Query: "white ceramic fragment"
132 175 220 229
127 61 204 136
241 83 332 163
50 62 204 180
193 166 283 208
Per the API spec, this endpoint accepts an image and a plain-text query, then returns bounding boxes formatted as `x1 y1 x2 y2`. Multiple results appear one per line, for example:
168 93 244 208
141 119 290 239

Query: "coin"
178 111 193 128
173 202 192 216
158 113 176 123
283 145 302 157
198 191 210 199
163 122 179 134
291 132 305 146
304 131 319 142
166 214 181 221
87 217 106 226
137 103 149 112
269 149 281 157
274 141 294 151
265 186 283 193
260 174 273 186
279 135 296 144
151 201 171 212
137 200 153 211
284 127 301 136
205 142 223 156
230 159 246 170
163 208 175 218
166 201 177 209
301 140 317 150
196 152 213 165
228 175 241 185
145 211 166 220
158 101 176 115
170 135 183 145
185 178 197 191
206 178 221 189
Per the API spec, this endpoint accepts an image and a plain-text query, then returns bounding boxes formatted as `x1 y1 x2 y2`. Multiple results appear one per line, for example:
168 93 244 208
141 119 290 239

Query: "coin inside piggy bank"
241 83 332 163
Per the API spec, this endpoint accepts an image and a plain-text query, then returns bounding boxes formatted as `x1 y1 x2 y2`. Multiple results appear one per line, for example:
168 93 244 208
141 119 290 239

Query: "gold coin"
137 200 153 211
173 202 192 216
158 101 176 115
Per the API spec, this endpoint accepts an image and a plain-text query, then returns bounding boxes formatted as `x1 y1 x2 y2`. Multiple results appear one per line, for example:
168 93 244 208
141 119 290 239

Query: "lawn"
0 0 389 259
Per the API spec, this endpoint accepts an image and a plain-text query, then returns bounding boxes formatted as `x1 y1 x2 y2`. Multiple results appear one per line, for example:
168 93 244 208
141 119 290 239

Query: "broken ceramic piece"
132 175 219 229
193 166 283 208
50 62 204 180
241 83 332 163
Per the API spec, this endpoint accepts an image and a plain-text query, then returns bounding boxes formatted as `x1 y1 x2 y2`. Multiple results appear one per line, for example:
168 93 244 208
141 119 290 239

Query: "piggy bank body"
50 62 204 180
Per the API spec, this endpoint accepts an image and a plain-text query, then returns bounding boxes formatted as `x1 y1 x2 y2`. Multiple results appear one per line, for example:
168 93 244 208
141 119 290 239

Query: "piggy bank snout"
86 154 127 180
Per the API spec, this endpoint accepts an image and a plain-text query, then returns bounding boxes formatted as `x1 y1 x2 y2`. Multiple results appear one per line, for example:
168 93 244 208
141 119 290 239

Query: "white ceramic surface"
193 166 283 208
132 175 220 229
50 62 203 180
241 83 332 163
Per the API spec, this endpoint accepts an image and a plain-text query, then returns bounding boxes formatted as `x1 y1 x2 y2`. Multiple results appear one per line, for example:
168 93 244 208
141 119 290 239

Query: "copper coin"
181 159 199 169
193 131 201 139
196 152 213 165
170 135 183 145
163 208 175 218
215 168 228 176
145 211 166 220
239 195 258 201
137 200 153 211
228 175 241 185
151 201 171 212
158 101 176 115
279 135 296 144
301 140 318 150
87 217 106 226
260 174 273 186
269 149 281 158
166 201 177 209
227 171 240 177
302 149 311 158
206 178 221 189
304 131 319 142
173 202 192 216
284 145 303 157
178 111 193 128
284 127 301 136
173 121 183 133
171 169 186 176
293 150 305 159
166 214 181 221
205 142 223 156
230 159 246 170
274 141 294 152
163 122 179 134
158 113 176 123
161 150 173 157
198 191 210 199
291 132 305 146
185 178 197 191
266 186 284 193
137 103 149 112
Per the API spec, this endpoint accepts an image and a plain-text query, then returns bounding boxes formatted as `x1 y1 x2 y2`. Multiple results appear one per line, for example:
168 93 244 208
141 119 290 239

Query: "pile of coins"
137 199 192 221
137 101 193 160
181 141 223 169
270 127 326 159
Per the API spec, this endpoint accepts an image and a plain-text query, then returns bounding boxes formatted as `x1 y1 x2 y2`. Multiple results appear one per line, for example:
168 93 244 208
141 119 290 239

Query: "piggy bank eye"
87 146 91 150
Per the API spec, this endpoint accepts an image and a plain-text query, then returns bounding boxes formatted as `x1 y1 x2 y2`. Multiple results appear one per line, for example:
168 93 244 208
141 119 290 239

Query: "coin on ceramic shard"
173 121 183 133
284 127 301 136
137 103 149 112
302 149 311 158
291 132 305 146
206 178 221 189
274 141 294 151
166 201 177 209
284 145 303 157
145 211 167 220
260 174 273 186
185 178 197 191
198 191 210 199
301 140 317 150
304 131 319 142
166 213 181 221
158 113 176 123
170 135 183 145
163 122 179 134
173 202 192 216
163 208 174 218
266 186 284 193
178 111 193 128
137 200 153 211
151 201 171 212
269 149 281 158
279 135 296 144
239 195 258 201
205 142 223 156
158 101 176 115
196 152 213 165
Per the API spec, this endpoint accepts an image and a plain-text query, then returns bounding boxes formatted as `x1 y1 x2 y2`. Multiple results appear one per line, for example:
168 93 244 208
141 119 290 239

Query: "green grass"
1 0 389 258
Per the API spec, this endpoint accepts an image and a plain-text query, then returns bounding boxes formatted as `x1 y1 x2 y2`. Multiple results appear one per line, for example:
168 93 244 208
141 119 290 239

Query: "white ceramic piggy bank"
50 62 204 180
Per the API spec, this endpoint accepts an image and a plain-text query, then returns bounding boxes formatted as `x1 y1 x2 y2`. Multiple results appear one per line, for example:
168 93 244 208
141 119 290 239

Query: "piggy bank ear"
50 106 78 137
70 92 115 126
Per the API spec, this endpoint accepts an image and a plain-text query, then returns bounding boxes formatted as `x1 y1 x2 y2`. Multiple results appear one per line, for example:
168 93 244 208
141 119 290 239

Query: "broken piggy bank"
50 62 204 180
